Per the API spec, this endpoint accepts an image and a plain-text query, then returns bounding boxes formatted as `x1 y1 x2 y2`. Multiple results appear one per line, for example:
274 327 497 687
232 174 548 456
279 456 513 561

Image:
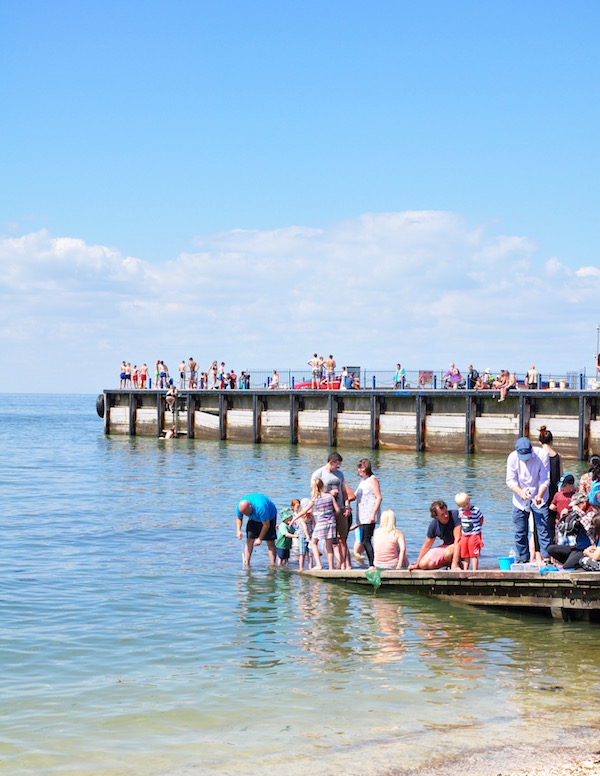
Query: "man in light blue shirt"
236 493 277 567
506 437 550 562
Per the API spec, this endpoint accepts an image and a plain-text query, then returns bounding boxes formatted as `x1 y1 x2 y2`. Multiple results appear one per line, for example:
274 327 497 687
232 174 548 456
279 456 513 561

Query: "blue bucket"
498 556 514 571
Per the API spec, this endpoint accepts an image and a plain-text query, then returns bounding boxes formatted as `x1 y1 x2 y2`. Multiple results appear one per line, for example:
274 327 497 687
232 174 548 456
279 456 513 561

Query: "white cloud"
0 213 598 392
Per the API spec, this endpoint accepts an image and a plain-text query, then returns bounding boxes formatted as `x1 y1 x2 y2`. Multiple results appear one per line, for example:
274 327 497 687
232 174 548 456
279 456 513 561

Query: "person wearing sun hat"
506 436 551 563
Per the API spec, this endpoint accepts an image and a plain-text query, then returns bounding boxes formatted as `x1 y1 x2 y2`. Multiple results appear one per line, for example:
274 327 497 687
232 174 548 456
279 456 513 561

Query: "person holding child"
454 492 484 570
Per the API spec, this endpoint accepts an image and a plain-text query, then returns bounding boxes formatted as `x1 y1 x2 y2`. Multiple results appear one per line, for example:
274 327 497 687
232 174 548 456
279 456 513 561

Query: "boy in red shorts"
455 492 484 570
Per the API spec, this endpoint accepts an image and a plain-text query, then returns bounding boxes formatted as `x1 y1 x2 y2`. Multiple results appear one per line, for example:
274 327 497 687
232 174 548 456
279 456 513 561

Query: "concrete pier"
99 388 600 459
294 568 600 621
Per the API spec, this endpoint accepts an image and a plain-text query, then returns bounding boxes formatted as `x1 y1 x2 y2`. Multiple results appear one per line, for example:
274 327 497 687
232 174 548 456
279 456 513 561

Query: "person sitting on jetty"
498 371 517 402
547 492 593 569
549 474 576 542
408 500 462 571
373 509 406 569
454 492 484 570
443 363 462 389
236 493 278 567
578 455 600 496
269 370 280 389
506 437 551 564
275 510 295 565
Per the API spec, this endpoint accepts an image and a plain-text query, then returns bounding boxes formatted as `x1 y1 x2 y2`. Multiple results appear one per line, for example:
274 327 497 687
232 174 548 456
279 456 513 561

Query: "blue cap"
515 437 533 460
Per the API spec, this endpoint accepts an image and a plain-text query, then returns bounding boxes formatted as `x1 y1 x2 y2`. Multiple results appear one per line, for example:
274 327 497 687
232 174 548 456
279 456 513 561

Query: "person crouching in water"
296 478 340 570
455 492 484 570
275 510 296 566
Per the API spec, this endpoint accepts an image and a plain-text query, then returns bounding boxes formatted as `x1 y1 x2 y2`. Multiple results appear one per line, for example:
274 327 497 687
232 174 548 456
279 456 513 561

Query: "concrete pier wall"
101 388 600 459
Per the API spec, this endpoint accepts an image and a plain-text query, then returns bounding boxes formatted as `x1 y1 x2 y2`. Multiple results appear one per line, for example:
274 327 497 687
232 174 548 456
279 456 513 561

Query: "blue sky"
1 1 599 392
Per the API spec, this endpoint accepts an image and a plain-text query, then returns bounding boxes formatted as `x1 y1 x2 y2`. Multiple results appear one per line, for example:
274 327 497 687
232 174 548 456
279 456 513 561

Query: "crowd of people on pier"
236 431 600 573
119 359 252 390
118 355 585 394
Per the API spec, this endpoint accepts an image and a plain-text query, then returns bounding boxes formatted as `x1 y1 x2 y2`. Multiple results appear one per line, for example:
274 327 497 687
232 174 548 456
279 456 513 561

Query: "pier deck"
294 568 600 621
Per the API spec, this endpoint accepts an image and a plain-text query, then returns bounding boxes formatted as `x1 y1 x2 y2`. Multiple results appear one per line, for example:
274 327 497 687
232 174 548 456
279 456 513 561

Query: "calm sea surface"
1 394 599 775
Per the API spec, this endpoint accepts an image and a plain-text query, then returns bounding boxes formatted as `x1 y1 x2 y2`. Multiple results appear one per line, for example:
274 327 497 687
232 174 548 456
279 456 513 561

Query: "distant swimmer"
236 493 277 567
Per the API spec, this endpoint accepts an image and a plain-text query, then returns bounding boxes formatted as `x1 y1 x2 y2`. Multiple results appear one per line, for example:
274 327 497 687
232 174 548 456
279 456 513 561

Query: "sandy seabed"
391 728 600 776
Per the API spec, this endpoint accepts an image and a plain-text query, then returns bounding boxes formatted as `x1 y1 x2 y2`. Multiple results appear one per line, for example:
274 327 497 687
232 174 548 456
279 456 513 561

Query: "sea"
2 394 599 776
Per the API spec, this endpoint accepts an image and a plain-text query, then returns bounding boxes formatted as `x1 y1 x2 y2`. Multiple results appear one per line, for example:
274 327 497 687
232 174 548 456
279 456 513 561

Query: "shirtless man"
188 357 197 389
308 353 321 389
125 363 132 389
119 361 127 388
324 355 336 389
140 363 148 389
132 364 139 389
178 360 187 389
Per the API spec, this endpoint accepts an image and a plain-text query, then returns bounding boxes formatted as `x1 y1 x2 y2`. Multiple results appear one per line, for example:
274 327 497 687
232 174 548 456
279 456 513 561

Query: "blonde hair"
311 478 324 499
454 492 470 508
378 509 397 534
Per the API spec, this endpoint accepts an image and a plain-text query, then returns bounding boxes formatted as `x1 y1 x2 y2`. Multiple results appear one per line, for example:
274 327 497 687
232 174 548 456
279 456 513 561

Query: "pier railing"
146 368 590 391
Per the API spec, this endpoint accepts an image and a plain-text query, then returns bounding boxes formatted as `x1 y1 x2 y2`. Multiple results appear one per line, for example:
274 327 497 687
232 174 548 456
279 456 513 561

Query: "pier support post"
157 392 165 438
289 394 299 445
104 392 111 435
253 394 263 443
219 394 228 441
416 394 427 452
187 393 195 439
519 394 531 439
370 394 380 450
328 394 338 448
128 392 137 436
465 395 476 455
578 395 590 461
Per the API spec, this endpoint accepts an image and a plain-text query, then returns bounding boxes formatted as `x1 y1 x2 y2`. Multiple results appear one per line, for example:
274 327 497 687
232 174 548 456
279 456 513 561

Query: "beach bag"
588 480 600 506
557 511 581 540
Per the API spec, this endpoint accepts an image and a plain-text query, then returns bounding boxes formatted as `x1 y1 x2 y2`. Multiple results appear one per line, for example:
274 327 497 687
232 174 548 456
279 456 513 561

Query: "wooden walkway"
293 568 600 621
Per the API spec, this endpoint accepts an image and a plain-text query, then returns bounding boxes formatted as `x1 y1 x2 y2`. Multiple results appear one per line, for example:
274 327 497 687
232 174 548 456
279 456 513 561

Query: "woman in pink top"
373 509 407 569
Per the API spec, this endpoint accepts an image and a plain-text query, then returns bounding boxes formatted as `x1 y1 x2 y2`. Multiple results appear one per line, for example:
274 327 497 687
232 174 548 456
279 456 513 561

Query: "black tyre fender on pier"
96 394 105 418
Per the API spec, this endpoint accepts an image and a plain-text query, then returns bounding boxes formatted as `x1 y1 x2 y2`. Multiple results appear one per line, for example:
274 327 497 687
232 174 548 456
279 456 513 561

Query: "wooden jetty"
99 387 600 458
294 568 600 621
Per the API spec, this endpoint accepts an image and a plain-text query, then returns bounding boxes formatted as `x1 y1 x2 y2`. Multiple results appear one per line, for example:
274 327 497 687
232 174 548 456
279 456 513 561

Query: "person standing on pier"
236 494 278 567
311 452 353 569
308 354 321 389
506 437 551 563
394 363 406 389
324 355 336 389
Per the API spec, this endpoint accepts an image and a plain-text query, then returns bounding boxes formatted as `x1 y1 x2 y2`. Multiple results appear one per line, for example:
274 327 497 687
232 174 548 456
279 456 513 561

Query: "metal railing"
134 367 592 391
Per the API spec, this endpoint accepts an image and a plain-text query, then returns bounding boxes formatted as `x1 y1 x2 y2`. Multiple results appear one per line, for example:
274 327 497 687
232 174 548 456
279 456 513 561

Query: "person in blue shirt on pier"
236 493 278 567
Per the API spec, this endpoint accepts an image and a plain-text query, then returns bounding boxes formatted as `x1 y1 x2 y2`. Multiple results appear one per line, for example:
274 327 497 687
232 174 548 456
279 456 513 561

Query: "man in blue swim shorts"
236 493 278 567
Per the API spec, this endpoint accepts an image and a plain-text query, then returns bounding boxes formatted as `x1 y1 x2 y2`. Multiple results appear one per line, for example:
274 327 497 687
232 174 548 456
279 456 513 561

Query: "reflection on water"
0 395 598 775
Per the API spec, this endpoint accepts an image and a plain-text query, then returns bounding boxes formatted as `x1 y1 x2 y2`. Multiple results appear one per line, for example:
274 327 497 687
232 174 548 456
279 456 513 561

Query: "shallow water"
1 395 599 775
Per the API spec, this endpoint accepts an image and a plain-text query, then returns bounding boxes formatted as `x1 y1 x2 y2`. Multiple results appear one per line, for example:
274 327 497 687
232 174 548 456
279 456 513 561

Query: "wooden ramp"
293 568 600 621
